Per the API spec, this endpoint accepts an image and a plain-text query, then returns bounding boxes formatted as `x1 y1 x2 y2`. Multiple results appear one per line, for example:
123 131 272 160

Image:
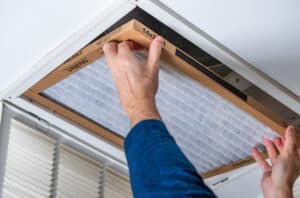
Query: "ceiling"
0 0 116 92
1 0 299 98
160 0 300 97
0 0 299 197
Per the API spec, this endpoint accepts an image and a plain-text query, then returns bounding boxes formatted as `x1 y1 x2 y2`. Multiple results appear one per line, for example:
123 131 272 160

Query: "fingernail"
156 36 164 43
289 125 295 137
289 125 295 132
288 125 295 136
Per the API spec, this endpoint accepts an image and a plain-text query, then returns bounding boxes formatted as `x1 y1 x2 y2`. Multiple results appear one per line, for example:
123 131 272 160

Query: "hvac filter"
42 52 277 174
24 19 290 177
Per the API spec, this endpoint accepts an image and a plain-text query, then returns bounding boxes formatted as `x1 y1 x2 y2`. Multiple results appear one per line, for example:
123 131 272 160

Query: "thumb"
284 125 297 154
147 36 164 72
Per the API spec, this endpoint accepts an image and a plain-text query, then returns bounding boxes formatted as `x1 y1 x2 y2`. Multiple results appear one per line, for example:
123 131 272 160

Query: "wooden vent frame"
23 19 297 178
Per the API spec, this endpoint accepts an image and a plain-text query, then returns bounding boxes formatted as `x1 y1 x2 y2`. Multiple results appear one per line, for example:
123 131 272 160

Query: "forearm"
276 189 293 198
264 186 293 198
104 37 217 197
124 119 216 198
127 100 161 127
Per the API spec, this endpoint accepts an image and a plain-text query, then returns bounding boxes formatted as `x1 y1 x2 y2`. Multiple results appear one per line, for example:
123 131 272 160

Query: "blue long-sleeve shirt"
124 119 217 198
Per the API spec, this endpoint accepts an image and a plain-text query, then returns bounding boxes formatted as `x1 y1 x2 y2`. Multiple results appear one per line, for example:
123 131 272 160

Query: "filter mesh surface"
43 52 278 173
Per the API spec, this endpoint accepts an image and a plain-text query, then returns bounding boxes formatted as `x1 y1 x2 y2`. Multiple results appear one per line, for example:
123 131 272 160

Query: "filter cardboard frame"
23 19 297 178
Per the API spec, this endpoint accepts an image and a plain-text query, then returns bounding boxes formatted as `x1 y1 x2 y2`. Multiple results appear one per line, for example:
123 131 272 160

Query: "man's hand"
103 37 164 126
252 126 300 198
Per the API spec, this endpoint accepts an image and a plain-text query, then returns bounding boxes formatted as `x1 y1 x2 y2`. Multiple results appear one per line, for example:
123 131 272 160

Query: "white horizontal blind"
43 52 278 173
2 120 55 198
56 145 102 198
104 169 132 198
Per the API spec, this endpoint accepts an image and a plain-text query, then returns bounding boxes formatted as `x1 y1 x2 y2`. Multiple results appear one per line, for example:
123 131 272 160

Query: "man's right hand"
252 126 300 198
103 37 164 127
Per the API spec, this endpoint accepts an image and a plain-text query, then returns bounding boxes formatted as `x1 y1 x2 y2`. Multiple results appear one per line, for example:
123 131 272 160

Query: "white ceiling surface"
0 0 298 197
160 0 300 97
0 0 115 92
213 166 262 198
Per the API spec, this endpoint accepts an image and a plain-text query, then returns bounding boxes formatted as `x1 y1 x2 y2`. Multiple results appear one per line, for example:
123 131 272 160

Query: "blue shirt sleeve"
124 119 217 198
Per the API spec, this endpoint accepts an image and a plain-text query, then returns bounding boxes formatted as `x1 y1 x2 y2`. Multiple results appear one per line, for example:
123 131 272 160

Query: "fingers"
126 40 144 51
103 41 136 60
103 42 117 62
252 147 271 172
281 137 286 145
284 125 297 154
274 137 284 153
118 42 140 68
103 42 120 77
103 42 129 88
117 42 135 58
263 136 278 164
147 36 164 72
104 41 136 74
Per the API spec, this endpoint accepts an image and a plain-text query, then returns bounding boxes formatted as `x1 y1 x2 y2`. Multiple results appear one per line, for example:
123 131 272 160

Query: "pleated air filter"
42 52 277 175
24 19 291 177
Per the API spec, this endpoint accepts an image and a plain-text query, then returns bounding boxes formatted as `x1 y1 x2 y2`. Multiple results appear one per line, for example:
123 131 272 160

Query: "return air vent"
0 110 133 198
22 17 299 177
2 120 55 197
104 169 132 198
42 52 278 174
56 145 103 197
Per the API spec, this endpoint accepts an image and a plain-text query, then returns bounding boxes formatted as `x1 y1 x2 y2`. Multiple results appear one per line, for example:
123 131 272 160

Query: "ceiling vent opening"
21 7 300 178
